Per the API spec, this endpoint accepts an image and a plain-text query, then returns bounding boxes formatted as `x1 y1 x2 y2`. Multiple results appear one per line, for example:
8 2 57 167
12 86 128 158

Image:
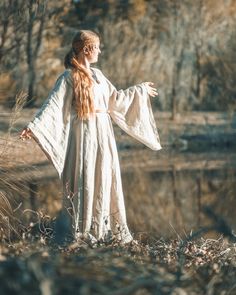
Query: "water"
17 147 236 239
122 148 236 238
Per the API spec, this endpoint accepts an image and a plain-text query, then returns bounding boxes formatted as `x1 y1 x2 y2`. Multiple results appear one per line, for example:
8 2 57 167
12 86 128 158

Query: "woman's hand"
20 127 32 141
144 82 158 97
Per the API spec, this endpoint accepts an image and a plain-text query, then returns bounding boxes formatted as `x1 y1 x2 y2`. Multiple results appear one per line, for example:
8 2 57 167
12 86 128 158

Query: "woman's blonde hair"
64 30 100 120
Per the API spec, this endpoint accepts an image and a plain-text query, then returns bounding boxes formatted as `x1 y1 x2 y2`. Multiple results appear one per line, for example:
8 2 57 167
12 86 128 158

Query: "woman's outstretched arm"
97 70 162 151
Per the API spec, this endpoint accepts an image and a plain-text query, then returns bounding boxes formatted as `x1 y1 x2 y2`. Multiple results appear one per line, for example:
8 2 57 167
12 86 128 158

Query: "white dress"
27 68 162 244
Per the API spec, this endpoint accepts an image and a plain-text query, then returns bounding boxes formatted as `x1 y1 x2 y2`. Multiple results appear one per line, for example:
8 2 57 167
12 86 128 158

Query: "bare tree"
0 0 61 107
25 0 47 106
170 0 186 120
194 0 204 101
0 0 19 66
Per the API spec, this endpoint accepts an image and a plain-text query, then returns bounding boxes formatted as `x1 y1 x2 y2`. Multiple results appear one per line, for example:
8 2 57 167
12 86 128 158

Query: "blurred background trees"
0 0 236 114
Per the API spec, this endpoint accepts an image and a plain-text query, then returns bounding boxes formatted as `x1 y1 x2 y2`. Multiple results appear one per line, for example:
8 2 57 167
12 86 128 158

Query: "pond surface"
17 146 236 239
122 148 236 238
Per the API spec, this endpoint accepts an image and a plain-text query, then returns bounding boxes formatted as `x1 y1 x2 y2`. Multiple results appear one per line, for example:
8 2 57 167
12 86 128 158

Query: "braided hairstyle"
64 30 100 120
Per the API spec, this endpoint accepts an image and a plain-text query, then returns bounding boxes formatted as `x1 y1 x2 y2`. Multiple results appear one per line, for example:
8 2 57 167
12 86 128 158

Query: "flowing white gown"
27 68 162 244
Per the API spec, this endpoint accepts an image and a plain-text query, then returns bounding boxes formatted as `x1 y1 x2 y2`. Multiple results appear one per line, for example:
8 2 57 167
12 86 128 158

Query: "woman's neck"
77 55 91 70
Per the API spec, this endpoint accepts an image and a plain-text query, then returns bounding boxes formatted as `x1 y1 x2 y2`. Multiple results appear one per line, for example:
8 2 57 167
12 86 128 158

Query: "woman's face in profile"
86 41 101 64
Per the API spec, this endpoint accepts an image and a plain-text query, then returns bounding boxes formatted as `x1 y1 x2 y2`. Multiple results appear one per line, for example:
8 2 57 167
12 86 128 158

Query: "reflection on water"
3 148 236 238
119 148 236 237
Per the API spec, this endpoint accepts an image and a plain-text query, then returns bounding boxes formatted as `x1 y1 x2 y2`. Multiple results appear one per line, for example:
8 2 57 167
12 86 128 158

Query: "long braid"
71 58 95 119
64 30 99 120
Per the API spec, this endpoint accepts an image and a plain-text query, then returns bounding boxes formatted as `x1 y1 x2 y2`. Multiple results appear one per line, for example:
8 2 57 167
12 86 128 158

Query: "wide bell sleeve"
106 77 162 151
27 70 73 178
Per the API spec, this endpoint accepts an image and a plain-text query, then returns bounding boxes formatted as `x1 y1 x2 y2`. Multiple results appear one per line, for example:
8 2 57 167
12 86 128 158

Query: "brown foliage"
1 0 236 112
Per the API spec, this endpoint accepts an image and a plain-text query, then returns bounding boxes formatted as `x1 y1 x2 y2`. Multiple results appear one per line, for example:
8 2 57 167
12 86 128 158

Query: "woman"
20 30 162 246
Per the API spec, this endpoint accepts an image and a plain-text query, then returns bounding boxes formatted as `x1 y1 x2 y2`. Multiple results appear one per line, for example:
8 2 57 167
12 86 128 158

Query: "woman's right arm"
19 69 72 141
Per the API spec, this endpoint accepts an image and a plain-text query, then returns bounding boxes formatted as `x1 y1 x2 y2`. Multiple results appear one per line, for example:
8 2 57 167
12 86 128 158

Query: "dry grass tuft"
0 91 29 241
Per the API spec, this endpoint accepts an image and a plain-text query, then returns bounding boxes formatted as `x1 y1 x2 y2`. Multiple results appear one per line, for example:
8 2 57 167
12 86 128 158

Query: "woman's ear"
83 46 89 55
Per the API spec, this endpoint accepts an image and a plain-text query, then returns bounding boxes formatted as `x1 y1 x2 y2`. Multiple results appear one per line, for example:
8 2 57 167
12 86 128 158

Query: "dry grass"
0 91 31 241
0 91 28 165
